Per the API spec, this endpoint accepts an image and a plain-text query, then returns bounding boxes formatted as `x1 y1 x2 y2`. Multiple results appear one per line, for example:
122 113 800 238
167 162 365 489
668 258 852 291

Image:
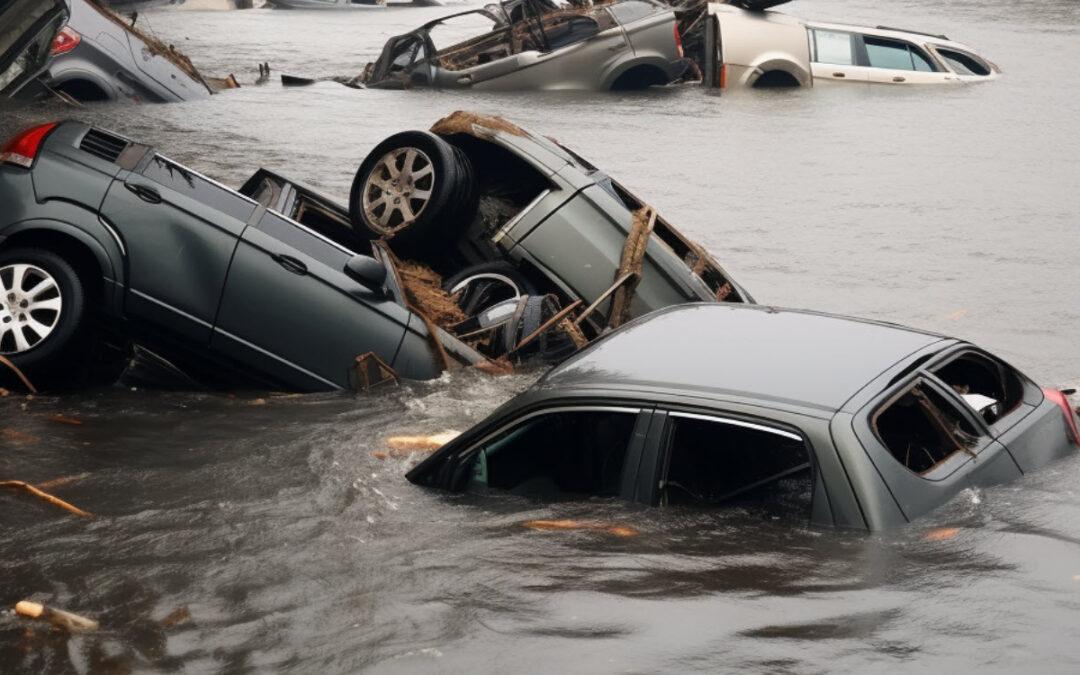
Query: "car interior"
467 410 638 498
875 380 983 474
932 352 1024 425
660 416 813 518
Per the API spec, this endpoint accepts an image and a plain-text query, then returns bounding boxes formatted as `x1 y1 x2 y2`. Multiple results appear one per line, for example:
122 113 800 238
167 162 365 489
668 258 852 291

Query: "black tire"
0 247 90 389
443 261 537 318
349 130 479 257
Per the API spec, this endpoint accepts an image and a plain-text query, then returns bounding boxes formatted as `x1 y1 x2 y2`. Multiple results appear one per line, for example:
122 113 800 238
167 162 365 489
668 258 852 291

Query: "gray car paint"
41 0 210 103
408 303 1079 530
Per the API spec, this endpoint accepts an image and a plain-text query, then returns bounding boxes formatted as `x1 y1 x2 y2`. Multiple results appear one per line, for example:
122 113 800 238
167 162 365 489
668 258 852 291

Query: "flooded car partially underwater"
0 112 750 391
682 0 999 89
409 304 1080 529
0 0 70 99
358 0 692 90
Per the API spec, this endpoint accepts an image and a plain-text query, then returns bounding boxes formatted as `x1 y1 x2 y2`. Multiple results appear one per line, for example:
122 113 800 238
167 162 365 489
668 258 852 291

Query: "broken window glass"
875 380 984 475
467 409 637 499
937 48 992 76
812 29 854 66
660 415 812 514
932 352 1024 426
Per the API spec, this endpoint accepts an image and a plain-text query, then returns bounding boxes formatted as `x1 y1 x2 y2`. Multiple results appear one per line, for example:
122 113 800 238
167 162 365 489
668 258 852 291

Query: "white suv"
701 2 999 88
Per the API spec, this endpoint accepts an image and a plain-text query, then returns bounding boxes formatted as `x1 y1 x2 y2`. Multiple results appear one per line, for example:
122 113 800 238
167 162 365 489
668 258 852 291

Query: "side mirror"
344 255 387 292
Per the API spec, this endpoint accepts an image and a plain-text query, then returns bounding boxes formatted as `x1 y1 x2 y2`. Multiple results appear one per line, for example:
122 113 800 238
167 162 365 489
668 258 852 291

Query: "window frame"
929 46 993 76
653 409 817 513
810 28 859 66
869 374 994 481
924 348 1032 436
860 34 941 73
450 404 647 494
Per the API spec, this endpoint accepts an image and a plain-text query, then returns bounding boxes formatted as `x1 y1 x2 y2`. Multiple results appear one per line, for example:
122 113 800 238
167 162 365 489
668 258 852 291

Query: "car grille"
79 129 128 164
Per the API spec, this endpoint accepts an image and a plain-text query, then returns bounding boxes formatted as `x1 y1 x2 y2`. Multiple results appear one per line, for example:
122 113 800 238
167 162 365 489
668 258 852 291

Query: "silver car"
39 0 211 103
0 0 70 99
361 0 692 90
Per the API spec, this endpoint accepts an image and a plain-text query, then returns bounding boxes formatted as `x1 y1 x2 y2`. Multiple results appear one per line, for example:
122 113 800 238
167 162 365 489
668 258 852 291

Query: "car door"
808 28 870 85
210 209 411 391
0 0 69 98
852 376 1020 522
99 154 254 344
860 35 950 84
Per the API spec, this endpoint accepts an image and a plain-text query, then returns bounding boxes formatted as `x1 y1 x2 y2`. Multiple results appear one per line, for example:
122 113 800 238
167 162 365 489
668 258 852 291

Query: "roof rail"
875 25 950 41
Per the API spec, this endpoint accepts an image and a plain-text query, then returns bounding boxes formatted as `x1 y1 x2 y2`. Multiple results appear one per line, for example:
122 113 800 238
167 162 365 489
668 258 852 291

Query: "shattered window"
932 352 1024 426
812 29 854 66
467 409 637 499
874 380 984 476
660 415 812 515
937 48 992 76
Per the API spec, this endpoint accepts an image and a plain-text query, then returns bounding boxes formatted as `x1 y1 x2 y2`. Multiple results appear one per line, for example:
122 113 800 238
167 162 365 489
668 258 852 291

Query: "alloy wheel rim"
0 264 63 355
362 147 435 235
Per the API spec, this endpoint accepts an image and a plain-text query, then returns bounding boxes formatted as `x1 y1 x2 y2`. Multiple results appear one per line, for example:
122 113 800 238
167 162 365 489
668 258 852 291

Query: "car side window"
811 29 855 65
467 409 638 499
607 1 658 25
936 48 992 76
863 36 937 72
659 414 812 514
874 379 985 475
931 352 1024 426
143 155 254 222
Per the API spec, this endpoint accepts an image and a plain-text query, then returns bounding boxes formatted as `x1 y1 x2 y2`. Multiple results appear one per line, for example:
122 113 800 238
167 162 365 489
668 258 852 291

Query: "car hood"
0 0 70 97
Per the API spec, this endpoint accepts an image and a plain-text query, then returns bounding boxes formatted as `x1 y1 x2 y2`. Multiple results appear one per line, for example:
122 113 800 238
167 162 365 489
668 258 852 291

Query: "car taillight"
0 123 59 169
50 26 81 56
1043 388 1080 446
673 23 684 59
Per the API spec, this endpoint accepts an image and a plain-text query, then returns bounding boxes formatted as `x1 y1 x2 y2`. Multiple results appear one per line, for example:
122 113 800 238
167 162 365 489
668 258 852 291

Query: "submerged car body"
34 0 211 103
0 112 749 391
0 0 70 99
409 304 1080 530
360 0 691 90
695 0 999 88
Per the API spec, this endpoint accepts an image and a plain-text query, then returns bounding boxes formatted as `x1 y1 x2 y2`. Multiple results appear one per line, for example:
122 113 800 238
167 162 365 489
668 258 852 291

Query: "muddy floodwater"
2 0 1080 672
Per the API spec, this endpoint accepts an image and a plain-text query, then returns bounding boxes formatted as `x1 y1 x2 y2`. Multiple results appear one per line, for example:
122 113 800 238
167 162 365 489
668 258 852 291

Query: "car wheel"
0 248 89 388
349 131 479 257
443 261 537 317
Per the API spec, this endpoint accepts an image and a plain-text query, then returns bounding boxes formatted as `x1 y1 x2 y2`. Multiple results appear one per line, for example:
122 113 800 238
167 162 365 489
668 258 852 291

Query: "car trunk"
0 0 69 97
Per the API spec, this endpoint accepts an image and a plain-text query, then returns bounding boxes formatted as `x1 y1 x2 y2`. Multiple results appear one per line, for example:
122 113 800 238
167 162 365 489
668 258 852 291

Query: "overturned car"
409 303 1080 529
356 0 692 90
0 112 750 391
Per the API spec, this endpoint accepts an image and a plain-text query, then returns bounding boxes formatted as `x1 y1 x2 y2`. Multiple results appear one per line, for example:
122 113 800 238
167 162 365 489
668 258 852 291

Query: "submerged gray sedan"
408 304 1080 529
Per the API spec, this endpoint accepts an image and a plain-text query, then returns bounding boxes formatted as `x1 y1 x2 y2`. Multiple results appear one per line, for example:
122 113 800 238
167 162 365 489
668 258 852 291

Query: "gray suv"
0 112 750 391
361 0 692 90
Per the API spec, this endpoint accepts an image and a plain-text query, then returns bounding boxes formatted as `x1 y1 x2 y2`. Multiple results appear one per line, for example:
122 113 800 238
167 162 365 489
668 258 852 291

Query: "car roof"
541 304 948 413
805 20 980 53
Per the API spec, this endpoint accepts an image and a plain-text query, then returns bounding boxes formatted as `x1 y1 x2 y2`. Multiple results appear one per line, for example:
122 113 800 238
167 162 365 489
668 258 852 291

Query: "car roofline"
804 20 980 52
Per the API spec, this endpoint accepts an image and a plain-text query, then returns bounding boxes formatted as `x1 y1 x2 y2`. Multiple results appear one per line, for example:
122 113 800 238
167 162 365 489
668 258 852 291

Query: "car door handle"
125 182 162 204
893 76 906 83
832 72 846 78
272 254 308 276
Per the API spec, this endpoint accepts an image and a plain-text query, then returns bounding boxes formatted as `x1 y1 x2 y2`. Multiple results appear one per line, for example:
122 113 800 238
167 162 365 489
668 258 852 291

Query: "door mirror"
345 255 387 292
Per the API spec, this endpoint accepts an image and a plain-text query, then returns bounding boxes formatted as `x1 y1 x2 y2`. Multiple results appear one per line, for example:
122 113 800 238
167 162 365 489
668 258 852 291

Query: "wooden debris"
2 429 40 445
431 111 528 138
924 527 960 542
0 481 92 517
36 473 90 490
160 605 191 629
15 601 98 633
0 354 37 393
49 414 83 426
523 519 640 537
387 430 461 452
351 352 399 392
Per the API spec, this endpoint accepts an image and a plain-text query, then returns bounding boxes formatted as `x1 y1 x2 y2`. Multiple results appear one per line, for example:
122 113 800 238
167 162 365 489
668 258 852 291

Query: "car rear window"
936 48 992 76
812 29 855 66
931 351 1024 426
874 379 984 475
